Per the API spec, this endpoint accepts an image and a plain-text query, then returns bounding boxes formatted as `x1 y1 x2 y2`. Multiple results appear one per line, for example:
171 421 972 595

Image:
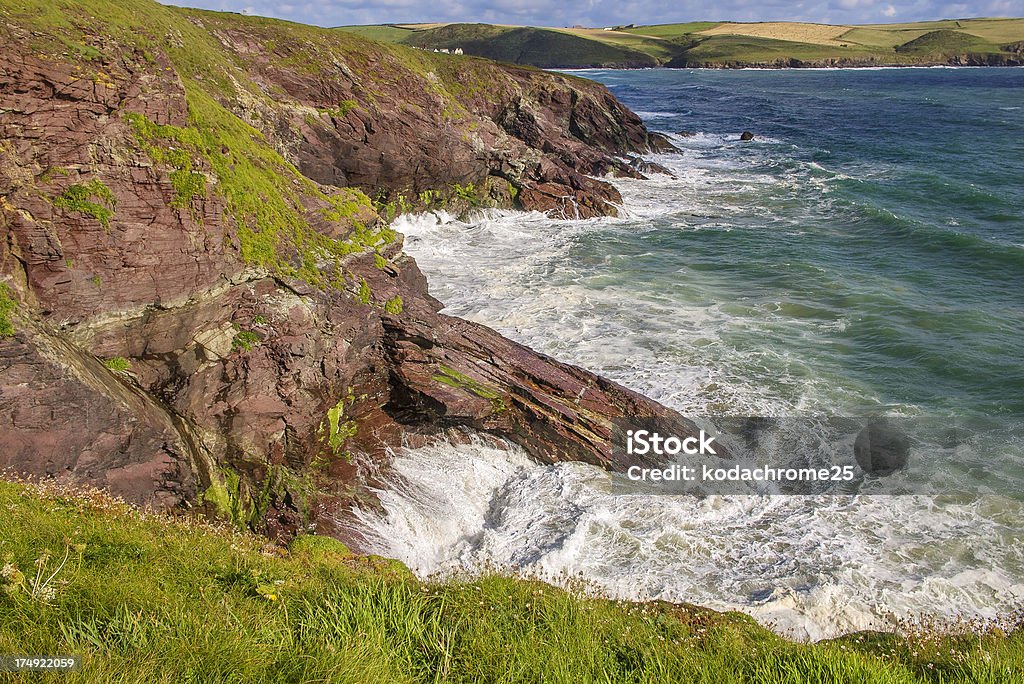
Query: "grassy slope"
547 27 679 62
854 18 1024 43
338 17 1024 67
1 0 555 287
669 35 883 65
895 30 993 55
618 22 722 39
0 0 402 287
394 23 658 67
2 480 1022 683
332 24 417 43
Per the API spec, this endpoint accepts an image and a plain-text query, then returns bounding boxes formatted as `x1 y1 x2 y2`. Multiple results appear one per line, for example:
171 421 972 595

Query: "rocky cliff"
0 0 688 545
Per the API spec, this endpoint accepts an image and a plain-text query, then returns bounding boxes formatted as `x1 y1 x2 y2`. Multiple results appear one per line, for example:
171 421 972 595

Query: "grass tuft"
101 356 131 372
52 180 116 230
0 284 16 337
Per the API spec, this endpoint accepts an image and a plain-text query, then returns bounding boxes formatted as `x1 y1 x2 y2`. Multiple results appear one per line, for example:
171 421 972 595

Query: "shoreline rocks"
0 2 698 545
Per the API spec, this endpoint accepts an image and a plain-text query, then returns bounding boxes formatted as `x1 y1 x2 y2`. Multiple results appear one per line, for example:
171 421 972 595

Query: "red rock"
0 8 694 544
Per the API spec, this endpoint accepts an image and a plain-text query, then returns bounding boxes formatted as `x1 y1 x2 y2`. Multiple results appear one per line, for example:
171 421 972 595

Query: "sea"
353 67 1024 641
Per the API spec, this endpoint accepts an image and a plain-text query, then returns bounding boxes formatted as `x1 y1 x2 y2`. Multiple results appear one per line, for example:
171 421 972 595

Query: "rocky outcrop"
175 10 674 220
0 0 694 546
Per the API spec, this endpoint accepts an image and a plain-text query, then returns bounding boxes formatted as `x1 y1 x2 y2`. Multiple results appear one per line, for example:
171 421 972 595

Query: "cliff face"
0 1 687 544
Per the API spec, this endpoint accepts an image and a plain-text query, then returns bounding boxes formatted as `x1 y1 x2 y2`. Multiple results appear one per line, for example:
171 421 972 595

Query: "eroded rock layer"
0 0 689 545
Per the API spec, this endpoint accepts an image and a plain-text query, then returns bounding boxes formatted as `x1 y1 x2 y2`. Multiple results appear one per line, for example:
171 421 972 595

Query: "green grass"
101 356 131 372
52 180 116 230
0 284 15 337
546 27 680 62
1 480 1022 683
333 24 416 43
618 22 722 39
854 18 1024 44
895 30 994 55
839 27 934 49
666 34 882 66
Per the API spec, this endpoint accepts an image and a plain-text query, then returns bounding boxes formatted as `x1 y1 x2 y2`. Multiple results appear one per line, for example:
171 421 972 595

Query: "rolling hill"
336 18 1024 68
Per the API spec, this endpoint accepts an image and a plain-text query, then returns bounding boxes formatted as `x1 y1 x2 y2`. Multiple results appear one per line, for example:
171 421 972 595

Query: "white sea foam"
353 439 1024 641
365 136 1024 640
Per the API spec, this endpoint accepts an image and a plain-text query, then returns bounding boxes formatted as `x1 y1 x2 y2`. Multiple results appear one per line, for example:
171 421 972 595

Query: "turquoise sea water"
585 67 1024 417
359 68 1024 640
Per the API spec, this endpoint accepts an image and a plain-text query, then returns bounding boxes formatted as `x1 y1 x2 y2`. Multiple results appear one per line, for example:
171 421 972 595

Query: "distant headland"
338 18 1024 69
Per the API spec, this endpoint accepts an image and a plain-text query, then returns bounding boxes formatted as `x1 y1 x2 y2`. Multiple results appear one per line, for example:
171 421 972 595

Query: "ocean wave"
384 69 1024 641
353 439 1024 641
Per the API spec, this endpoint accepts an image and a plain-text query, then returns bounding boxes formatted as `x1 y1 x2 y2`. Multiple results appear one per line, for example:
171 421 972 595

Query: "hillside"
399 23 658 68
2 479 1021 682
337 18 1024 68
0 0 681 543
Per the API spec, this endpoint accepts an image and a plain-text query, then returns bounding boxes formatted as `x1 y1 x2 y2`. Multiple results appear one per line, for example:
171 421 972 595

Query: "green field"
618 22 722 39
549 27 680 62
336 17 1024 68
666 34 882 66
333 24 416 43
386 23 659 68
2 479 1022 683
856 18 1024 43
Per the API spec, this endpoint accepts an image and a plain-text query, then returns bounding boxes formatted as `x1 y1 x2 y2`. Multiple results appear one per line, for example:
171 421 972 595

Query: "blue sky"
163 0 1023 28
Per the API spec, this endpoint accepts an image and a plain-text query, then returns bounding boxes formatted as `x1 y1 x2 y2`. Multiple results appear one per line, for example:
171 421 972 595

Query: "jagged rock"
740 131 755 141
0 2 702 546
647 132 680 153
629 156 677 179
215 33 668 220
0 324 197 510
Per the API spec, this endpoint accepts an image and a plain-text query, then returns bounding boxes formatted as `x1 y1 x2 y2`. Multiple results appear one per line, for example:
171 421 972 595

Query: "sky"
161 0 1023 28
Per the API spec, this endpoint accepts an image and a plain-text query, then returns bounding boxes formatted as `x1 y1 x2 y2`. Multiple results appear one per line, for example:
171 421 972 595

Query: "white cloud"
882 4 897 16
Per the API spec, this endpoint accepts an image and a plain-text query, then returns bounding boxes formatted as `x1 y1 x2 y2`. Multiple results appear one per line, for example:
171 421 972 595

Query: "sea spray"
358 67 1024 641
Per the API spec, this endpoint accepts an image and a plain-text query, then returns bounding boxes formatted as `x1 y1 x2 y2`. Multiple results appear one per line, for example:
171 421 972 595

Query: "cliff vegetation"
2 480 1021 683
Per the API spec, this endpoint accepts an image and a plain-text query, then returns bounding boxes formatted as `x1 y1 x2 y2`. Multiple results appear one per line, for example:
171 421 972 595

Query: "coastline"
561 63 1024 71
380 67 1024 643
1 3 1022 680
